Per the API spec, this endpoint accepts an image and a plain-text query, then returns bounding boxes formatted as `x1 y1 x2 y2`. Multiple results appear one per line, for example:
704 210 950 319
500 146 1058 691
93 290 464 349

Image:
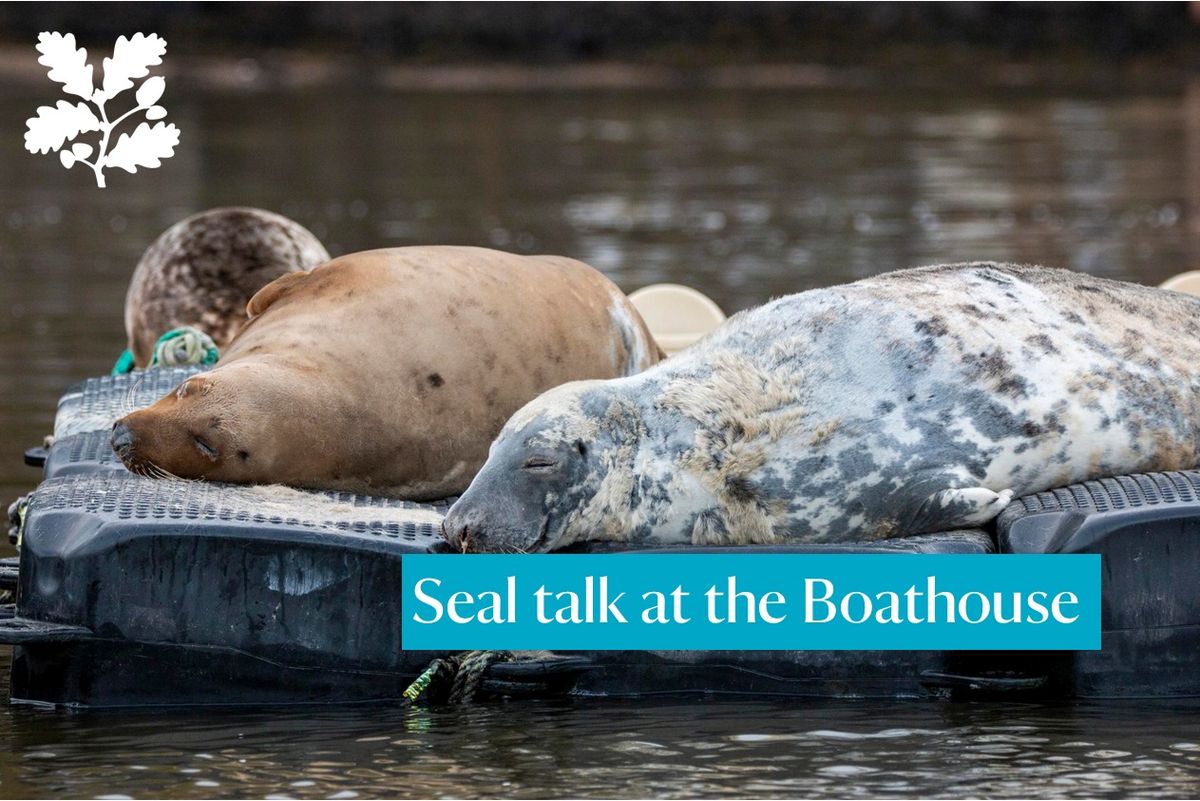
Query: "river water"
1 694 1199 798
0 77 1198 797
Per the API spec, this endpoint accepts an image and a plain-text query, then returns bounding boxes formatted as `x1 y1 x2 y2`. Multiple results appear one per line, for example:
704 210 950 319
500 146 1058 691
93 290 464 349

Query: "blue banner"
402 554 1101 651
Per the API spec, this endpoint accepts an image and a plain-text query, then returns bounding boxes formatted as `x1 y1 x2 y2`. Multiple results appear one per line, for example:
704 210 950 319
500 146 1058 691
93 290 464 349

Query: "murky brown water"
1 695 1200 799
1 78 1199 797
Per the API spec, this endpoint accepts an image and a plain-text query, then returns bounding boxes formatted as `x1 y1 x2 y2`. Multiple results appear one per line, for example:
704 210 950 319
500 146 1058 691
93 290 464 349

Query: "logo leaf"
23 100 101 154
103 121 180 173
101 33 166 98
35 32 94 99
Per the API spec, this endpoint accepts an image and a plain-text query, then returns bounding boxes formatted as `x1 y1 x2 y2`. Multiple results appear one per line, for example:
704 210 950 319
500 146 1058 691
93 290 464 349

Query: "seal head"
124 207 329 367
110 362 309 482
443 382 615 552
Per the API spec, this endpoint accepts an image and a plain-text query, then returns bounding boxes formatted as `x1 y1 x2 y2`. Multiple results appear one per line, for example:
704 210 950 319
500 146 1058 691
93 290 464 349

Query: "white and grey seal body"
444 263 1200 552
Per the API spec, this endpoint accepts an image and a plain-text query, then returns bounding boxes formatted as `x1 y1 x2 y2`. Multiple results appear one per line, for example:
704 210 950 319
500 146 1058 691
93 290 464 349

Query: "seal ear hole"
575 440 588 458
238 450 250 462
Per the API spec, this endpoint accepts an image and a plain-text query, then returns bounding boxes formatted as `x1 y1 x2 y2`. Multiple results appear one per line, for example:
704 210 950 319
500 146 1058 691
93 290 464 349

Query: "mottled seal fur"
124 207 329 366
111 246 660 500
444 262 1200 552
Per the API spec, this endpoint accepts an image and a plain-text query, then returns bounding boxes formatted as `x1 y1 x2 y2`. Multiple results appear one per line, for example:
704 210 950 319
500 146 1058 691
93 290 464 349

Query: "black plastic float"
2 371 1198 707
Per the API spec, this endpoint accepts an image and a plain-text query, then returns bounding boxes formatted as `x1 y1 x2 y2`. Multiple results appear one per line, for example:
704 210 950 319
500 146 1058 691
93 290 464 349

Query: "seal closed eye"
192 435 218 460
444 262 1200 551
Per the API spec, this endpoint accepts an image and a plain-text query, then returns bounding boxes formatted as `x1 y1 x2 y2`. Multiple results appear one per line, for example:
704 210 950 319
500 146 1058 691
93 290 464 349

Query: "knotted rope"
403 650 513 705
7 495 27 549
111 327 220 375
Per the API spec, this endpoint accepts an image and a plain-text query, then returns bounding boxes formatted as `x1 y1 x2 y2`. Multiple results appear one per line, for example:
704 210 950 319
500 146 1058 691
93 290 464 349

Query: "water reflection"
1 690 1200 798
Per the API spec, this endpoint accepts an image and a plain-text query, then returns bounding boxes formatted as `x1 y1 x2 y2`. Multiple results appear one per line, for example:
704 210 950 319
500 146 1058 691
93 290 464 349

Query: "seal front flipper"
911 486 1014 531
245 270 314 320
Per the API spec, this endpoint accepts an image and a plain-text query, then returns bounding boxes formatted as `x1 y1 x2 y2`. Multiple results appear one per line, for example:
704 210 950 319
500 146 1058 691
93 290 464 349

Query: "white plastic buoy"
1159 271 1200 296
629 283 727 356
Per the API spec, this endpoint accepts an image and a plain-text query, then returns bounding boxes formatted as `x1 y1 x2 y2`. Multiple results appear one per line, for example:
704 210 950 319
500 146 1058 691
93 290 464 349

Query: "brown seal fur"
111 246 661 500
124 207 330 366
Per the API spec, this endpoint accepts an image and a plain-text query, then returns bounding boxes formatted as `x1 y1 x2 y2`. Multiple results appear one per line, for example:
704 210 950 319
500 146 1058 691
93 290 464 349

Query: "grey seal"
443 262 1200 552
124 207 330 367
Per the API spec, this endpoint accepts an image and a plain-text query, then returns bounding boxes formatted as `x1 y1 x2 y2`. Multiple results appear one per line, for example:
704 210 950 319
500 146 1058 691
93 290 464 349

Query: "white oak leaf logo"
99 33 167 100
24 100 100 154
23 31 179 188
35 32 93 99
104 122 180 173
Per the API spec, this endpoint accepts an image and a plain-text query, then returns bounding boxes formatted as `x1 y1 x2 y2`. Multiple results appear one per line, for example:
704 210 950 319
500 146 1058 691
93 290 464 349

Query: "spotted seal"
111 246 660 500
443 262 1200 552
124 207 330 367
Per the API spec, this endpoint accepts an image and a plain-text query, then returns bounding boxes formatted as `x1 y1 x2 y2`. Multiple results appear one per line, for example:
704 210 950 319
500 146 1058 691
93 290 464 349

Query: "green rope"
150 327 219 368
111 349 135 376
403 661 447 703
111 327 219 376
403 650 512 705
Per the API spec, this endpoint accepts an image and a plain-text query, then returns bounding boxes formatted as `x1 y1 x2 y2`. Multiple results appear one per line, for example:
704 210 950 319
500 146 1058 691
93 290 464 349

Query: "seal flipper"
245 270 314 320
911 486 1014 531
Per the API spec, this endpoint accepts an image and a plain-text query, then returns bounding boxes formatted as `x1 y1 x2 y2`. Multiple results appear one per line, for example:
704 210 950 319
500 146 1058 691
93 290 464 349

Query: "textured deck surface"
53 366 204 439
28 472 449 547
997 469 1200 529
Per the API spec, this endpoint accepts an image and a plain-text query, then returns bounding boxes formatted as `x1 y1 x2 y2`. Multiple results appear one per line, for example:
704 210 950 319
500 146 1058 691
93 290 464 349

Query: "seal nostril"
441 519 468 552
111 422 134 453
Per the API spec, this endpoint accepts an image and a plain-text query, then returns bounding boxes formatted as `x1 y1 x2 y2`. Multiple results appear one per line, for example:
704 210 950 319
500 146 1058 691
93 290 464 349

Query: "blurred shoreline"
0 45 1191 95
0 1 1194 94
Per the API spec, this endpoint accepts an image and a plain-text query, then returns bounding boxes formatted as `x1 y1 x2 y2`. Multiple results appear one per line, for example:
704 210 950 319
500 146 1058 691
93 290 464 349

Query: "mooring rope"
6 496 27 550
110 349 136 376
111 327 220 375
403 650 513 705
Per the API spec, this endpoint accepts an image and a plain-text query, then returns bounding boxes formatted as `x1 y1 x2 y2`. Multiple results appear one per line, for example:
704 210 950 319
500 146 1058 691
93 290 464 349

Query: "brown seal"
124 207 330 366
110 246 661 500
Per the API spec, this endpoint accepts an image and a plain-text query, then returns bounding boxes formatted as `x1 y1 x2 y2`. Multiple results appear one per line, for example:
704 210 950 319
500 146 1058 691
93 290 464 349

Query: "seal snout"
443 501 553 554
111 420 135 458
442 511 480 554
